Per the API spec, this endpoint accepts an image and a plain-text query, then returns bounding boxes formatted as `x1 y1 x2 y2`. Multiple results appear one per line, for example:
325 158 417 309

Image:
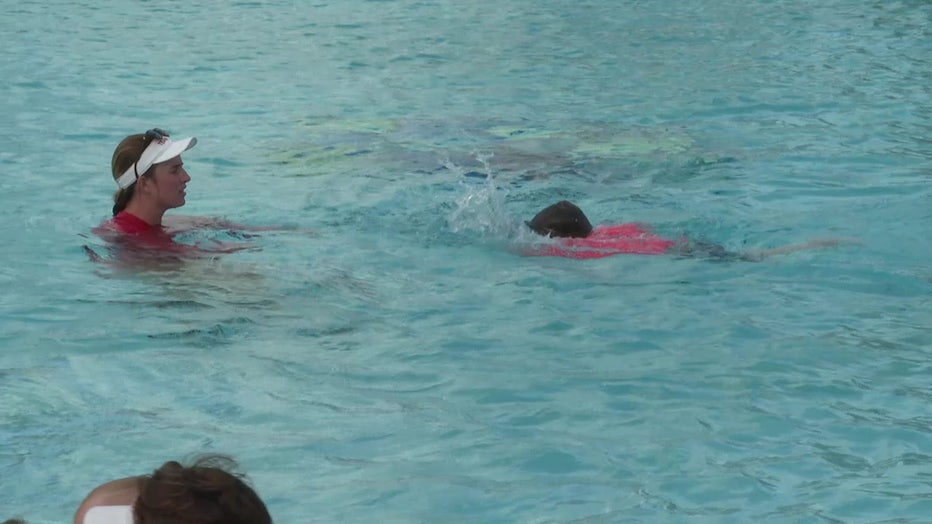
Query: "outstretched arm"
743 237 862 261
164 215 316 235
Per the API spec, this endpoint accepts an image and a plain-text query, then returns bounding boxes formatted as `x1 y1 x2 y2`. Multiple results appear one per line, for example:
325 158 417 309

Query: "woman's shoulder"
94 212 159 235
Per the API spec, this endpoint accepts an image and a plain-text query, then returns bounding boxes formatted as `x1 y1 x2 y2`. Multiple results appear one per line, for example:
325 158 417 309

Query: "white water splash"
445 151 518 239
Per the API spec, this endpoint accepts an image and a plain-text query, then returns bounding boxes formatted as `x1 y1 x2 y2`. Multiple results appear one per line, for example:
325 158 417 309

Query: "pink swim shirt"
531 223 682 259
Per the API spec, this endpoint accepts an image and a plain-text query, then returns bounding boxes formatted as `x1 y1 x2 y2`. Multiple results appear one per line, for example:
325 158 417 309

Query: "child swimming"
526 200 855 261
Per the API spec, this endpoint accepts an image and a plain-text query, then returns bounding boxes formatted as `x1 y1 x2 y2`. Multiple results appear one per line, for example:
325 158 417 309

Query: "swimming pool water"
1 0 931 522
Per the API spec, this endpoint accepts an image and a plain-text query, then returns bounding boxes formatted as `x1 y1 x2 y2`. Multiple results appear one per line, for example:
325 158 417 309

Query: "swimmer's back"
531 223 679 259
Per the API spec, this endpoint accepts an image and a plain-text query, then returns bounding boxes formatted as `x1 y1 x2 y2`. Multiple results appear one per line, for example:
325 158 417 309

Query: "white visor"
115 135 197 189
83 505 134 524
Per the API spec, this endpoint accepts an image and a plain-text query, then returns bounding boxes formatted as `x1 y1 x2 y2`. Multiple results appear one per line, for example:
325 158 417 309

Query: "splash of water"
445 151 518 240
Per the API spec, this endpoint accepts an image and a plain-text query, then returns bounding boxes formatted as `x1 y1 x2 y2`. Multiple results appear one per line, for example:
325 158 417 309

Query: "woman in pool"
95 128 253 248
73 455 271 524
105 127 198 234
526 200 854 261
91 128 301 264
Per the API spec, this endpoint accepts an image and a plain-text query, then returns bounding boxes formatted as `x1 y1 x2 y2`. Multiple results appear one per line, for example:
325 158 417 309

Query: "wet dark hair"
526 200 594 238
2 518 27 524
133 455 271 524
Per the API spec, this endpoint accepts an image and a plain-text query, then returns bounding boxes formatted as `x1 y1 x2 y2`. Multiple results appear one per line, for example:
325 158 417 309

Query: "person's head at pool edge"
526 200 594 238
74 455 271 524
111 128 196 223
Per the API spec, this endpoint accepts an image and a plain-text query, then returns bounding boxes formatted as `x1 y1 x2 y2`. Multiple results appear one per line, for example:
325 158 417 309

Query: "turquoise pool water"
2 0 931 522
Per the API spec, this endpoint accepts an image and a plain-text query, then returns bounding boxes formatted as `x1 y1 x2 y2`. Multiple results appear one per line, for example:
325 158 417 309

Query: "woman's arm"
163 215 315 234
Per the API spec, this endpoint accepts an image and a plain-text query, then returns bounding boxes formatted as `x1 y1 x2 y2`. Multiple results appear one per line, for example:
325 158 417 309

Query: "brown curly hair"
133 455 271 524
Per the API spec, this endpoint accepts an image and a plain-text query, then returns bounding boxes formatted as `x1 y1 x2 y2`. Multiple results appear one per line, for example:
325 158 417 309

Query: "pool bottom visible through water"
2 0 931 522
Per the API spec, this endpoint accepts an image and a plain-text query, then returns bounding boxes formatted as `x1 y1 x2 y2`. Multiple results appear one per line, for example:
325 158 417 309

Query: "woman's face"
147 155 190 210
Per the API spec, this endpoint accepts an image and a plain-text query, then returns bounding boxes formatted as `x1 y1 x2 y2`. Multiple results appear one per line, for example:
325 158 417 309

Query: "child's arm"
744 238 862 261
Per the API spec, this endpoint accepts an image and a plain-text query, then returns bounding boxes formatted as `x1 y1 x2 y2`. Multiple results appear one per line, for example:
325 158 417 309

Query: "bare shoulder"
73 476 140 524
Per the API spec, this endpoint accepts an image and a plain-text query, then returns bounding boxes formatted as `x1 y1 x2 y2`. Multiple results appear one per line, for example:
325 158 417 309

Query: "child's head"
527 200 593 238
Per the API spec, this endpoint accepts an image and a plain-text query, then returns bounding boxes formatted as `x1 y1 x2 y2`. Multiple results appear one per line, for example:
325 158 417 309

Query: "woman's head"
527 200 593 238
110 129 196 216
133 455 271 524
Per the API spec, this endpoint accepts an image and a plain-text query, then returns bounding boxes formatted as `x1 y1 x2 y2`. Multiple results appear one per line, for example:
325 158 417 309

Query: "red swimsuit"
532 224 682 259
92 212 247 258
